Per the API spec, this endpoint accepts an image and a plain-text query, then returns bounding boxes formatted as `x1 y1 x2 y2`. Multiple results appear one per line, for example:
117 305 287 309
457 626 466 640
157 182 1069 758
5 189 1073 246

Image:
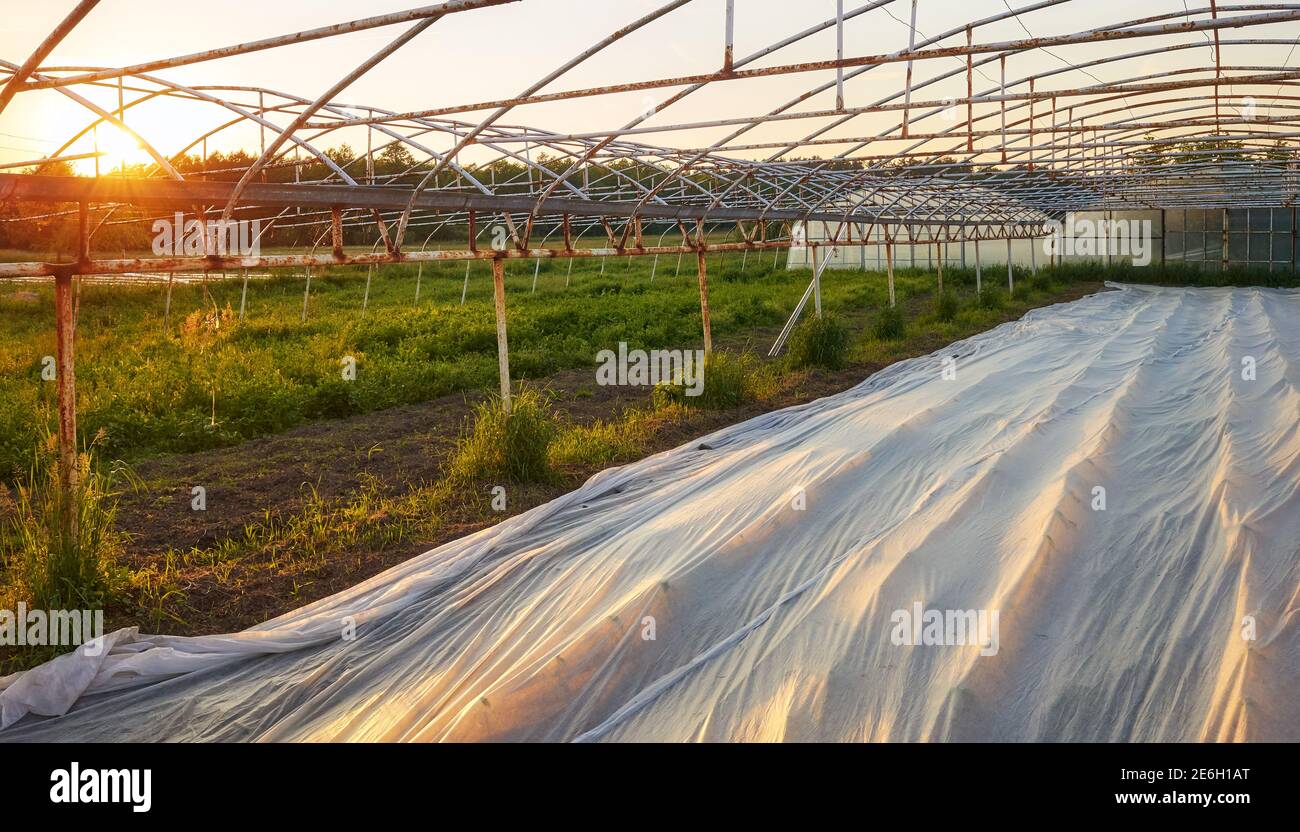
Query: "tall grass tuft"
787 313 850 370
1 432 128 611
872 305 908 340
932 290 961 323
654 350 770 410
449 388 558 484
975 288 1006 310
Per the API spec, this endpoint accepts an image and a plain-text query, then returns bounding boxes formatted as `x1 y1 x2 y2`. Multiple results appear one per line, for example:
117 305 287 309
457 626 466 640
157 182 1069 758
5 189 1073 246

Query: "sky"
0 0 1297 172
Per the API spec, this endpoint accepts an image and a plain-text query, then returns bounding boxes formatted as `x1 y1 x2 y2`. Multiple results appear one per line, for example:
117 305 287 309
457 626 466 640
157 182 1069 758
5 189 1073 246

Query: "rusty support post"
491 257 512 413
1028 78 1035 172
1000 55 1008 164
811 243 822 317
696 247 713 357
301 267 312 322
835 0 845 111
936 243 943 292
1211 0 1222 132
54 264 78 538
901 0 918 137
966 26 973 152
331 206 344 258
723 0 735 73
1007 237 1014 294
886 238 896 307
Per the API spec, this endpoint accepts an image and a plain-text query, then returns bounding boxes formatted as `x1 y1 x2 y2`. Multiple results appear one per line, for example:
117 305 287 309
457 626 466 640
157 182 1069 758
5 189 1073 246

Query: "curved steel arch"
3 0 1300 257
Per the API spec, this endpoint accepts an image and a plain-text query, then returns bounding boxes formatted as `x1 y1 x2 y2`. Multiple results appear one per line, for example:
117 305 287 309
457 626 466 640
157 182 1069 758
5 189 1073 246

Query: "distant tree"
377 143 416 172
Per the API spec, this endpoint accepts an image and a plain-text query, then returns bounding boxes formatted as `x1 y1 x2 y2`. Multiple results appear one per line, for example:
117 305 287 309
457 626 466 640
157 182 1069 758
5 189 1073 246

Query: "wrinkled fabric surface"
2 283 1297 742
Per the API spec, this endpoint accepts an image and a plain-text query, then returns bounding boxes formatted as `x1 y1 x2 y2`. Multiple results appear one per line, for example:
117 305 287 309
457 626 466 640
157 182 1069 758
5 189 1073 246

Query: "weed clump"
976 288 1006 311
1 433 128 612
1028 272 1054 294
932 290 960 323
449 388 558 484
872 305 907 340
787 313 849 370
653 350 770 410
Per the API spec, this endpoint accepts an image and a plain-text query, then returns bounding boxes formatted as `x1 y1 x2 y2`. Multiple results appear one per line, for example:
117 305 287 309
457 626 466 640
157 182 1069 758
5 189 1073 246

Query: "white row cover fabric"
2 284 1297 741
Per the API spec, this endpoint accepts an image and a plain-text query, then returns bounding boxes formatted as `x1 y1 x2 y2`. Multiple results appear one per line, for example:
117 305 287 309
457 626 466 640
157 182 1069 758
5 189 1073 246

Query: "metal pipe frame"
1 1 1299 279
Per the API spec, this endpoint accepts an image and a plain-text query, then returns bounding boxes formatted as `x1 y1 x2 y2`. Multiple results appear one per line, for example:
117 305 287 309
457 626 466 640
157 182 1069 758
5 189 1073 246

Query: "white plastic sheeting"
2 284 1297 742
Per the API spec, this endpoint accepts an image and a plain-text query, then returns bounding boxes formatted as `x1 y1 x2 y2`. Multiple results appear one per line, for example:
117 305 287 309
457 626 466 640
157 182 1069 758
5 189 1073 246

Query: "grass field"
0 250 1020 478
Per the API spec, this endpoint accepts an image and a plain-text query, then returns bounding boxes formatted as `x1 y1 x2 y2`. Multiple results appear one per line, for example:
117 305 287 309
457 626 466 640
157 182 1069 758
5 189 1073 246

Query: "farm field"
7 281 1297 742
1 250 1115 670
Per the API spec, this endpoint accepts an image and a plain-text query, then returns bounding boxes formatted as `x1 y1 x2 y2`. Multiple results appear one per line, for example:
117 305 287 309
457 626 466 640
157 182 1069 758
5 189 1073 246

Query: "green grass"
932 290 961 323
975 287 1006 310
2 255 1293 486
0 432 130 617
653 349 774 410
787 313 850 370
872 305 908 340
0 254 860 479
449 388 559 484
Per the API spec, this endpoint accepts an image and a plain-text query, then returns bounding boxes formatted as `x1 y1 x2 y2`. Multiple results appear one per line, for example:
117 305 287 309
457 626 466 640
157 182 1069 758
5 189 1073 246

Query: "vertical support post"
491 257 512 413
1210 0 1222 132
723 0 735 73
697 247 713 357
1000 56 1008 164
901 0 918 137
936 243 943 292
239 269 249 321
532 257 541 293
966 26 973 152
462 260 471 304
1028 77 1035 172
975 237 982 293
301 267 312 322
258 90 266 176
1007 237 1015 294
886 239 896 307
811 243 822 317
54 265 78 537
1158 210 1166 268
1222 209 1229 272
1051 95 1058 169
160 268 175 328
330 206 344 258
362 265 373 314
415 263 423 303
835 0 845 111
